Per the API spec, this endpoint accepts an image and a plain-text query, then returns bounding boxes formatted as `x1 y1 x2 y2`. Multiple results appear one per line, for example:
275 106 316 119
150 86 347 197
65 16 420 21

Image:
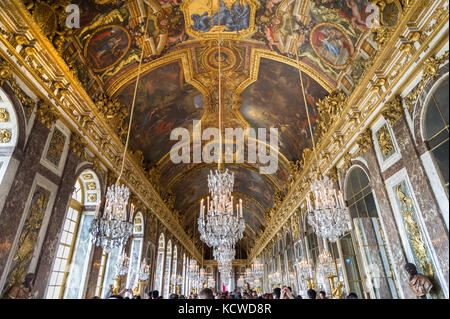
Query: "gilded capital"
36 100 59 129
382 95 404 126
357 128 374 156
69 132 86 158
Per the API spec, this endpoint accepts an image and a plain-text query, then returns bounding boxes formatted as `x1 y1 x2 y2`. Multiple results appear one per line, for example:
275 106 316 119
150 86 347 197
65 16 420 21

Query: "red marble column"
364 147 415 298
392 116 449 286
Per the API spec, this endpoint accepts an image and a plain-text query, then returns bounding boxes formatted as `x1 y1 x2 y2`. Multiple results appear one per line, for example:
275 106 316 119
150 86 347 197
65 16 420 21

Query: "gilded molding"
0 128 12 143
404 51 449 113
35 100 58 129
382 95 404 126
69 132 86 158
0 108 9 122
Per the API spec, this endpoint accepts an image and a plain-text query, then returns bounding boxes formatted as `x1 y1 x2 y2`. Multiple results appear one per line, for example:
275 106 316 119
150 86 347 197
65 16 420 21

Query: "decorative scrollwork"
382 95 404 126
36 100 59 129
405 52 449 113
0 129 12 143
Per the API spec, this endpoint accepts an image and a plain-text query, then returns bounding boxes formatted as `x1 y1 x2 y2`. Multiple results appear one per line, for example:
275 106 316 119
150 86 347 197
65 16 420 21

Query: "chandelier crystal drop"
89 184 134 253
306 175 352 241
198 169 245 248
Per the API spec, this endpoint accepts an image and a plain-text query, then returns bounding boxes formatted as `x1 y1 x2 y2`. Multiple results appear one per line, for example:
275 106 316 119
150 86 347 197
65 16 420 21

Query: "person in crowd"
169 293 178 299
280 286 294 299
319 291 327 299
5 273 35 299
307 289 317 299
199 287 214 299
346 292 358 299
251 290 258 299
151 290 159 299
272 287 281 299
296 295 303 299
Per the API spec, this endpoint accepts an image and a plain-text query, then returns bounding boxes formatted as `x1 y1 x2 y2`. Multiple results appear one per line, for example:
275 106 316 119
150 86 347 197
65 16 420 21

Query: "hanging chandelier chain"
117 13 151 185
286 7 320 171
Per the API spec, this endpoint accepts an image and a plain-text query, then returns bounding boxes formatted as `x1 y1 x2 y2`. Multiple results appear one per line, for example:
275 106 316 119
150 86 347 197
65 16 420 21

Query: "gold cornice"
1 0 202 261
247 0 449 262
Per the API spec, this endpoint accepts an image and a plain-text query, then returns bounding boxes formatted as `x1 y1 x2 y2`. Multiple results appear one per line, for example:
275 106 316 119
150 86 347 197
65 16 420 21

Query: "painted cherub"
264 24 280 50
266 0 282 13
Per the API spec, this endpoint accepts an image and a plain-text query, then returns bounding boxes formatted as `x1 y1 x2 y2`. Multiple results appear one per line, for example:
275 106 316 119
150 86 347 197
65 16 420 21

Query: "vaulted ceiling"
27 0 401 258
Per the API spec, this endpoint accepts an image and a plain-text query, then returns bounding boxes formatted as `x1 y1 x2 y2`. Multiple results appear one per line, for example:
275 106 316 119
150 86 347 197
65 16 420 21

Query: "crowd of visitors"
98 286 358 300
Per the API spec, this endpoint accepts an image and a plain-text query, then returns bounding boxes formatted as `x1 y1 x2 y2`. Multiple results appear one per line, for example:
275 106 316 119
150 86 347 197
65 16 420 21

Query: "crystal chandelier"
198 170 245 248
317 250 336 277
236 275 245 288
213 244 235 262
272 271 282 285
89 185 134 253
188 259 199 280
245 267 254 283
199 267 207 284
218 259 232 280
252 258 264 279
297 258 313 279
207 276 215 288
306 175 352 241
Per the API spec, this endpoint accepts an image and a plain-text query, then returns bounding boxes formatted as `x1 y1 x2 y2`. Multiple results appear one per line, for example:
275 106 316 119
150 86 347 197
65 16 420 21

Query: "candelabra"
89 185 134 253
111 249 129 294
135 259 150 296
297 258 315 289
306 175 352 241
317 250 343 298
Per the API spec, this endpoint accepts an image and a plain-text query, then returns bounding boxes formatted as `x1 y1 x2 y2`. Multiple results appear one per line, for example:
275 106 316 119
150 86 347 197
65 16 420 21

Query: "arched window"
126 212 144 290
46 169 100 299
163 240 172 298
0 87 19 189
155 234 165 294
344 166 397 299
423 76 449 197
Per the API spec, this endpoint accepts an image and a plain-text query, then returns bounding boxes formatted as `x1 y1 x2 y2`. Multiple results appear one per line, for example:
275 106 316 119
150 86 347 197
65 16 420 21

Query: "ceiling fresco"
240 57 328 161
115 61 204 164
25 0 400 257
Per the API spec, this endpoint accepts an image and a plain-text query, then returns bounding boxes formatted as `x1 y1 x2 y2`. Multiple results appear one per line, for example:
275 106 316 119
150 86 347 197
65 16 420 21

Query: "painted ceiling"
30 0 401 257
